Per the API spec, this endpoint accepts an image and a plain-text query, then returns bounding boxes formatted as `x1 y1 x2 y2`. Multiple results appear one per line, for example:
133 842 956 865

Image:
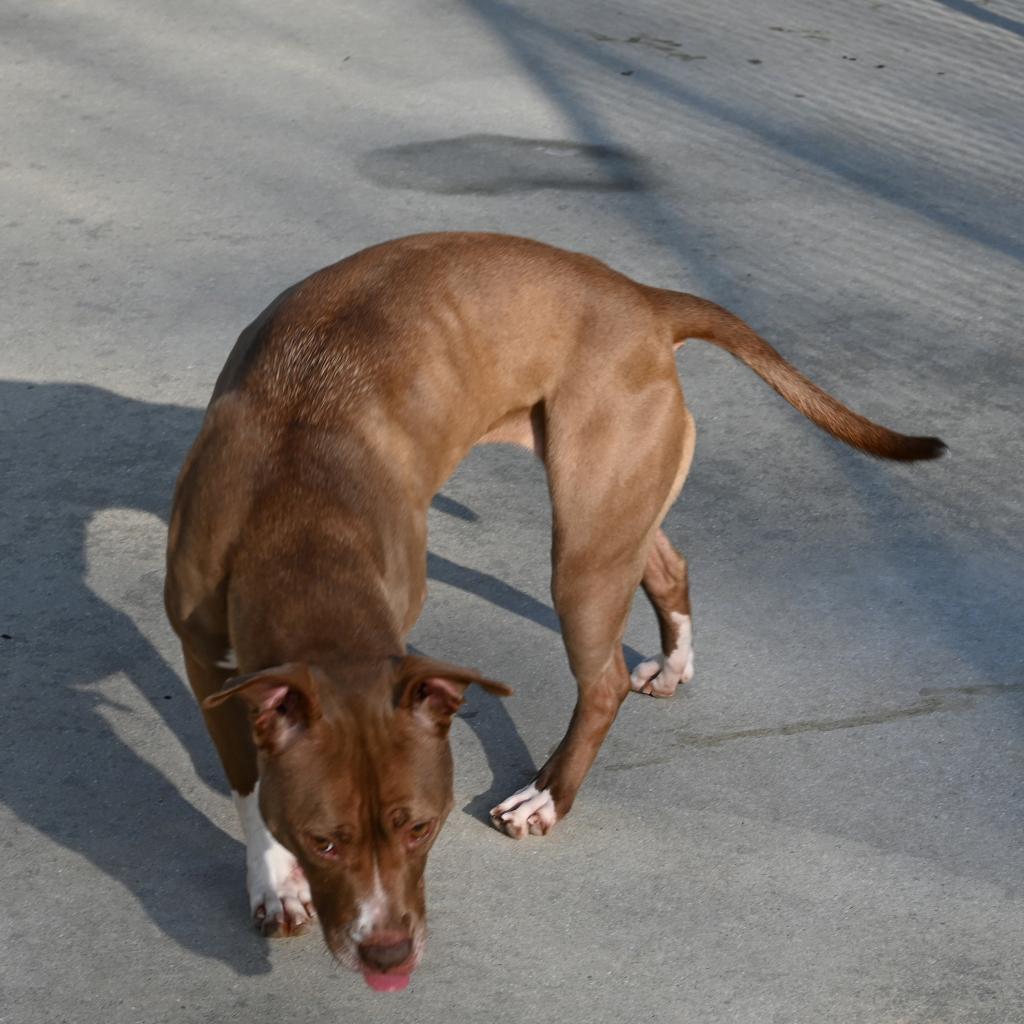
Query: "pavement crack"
918 681 1024 698
603 681 1023 769
669 695 952 749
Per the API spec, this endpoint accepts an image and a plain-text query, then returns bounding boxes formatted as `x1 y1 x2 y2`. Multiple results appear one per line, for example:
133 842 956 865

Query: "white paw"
629 651 693 696
490 783 557 839
247 841 315 937
630 613 694 697
234 789 315 937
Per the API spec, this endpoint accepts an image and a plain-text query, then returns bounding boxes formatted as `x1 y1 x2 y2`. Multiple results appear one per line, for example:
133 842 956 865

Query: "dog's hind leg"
491 353 689 838
630 529 693 696
629 407 697 697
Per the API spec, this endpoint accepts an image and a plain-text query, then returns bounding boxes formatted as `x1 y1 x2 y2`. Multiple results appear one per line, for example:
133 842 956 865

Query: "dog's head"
204 654 511 988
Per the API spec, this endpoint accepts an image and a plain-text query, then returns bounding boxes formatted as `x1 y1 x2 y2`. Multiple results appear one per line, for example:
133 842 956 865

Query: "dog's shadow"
457 690 537 822
0 379 578 967
1 381 267 973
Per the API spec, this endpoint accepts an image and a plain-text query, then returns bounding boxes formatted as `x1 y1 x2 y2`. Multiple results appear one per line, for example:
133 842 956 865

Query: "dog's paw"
235 789 316 938
630 613 694 697
629 650 694 696
490 783 557 839
248 850 316 938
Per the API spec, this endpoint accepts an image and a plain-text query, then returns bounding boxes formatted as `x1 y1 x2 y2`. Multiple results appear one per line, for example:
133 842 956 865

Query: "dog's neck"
231 523 411 671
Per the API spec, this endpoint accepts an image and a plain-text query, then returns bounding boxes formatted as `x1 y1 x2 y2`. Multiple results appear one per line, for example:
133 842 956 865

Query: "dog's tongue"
363 971 411 993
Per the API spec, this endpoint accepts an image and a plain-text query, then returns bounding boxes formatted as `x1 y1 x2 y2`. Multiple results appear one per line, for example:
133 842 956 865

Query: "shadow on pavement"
0 379 565 967
359 133 647 194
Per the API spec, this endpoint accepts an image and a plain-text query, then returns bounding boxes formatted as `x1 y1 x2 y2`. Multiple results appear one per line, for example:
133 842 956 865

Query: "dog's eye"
310 835 338 858
408 820 433 844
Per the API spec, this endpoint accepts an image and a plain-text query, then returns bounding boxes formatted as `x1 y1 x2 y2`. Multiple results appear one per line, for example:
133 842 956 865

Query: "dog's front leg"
489 371 691 838
232 782 316 938
182 646 315 936
490 649 630 837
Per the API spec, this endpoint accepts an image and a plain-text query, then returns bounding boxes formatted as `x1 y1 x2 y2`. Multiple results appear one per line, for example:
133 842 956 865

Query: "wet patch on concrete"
357 134 647 194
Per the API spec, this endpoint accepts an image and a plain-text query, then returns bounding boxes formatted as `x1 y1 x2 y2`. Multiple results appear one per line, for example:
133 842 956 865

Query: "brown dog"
164 232 943 988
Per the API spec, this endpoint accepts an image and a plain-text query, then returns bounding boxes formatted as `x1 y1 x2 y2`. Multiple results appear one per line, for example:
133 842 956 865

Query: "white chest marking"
216 647 238 670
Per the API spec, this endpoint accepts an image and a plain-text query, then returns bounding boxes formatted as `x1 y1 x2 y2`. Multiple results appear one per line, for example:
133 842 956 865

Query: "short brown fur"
165 232 943 975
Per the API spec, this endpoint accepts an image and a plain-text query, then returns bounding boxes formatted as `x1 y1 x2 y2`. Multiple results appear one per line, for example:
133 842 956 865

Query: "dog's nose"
358 937 413 971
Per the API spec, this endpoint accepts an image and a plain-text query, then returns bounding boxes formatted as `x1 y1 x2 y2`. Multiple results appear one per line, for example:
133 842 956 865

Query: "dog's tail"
655 289 945 461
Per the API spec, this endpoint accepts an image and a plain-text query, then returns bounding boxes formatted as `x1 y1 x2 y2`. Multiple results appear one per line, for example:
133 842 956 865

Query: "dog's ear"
203 663 322 752
395 655 512 737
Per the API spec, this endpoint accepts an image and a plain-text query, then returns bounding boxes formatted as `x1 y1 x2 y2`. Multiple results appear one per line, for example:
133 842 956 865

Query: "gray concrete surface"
2 1 1023 1021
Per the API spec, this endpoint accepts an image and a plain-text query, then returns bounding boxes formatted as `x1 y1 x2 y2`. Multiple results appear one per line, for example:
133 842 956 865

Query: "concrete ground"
2 1 1023 1021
